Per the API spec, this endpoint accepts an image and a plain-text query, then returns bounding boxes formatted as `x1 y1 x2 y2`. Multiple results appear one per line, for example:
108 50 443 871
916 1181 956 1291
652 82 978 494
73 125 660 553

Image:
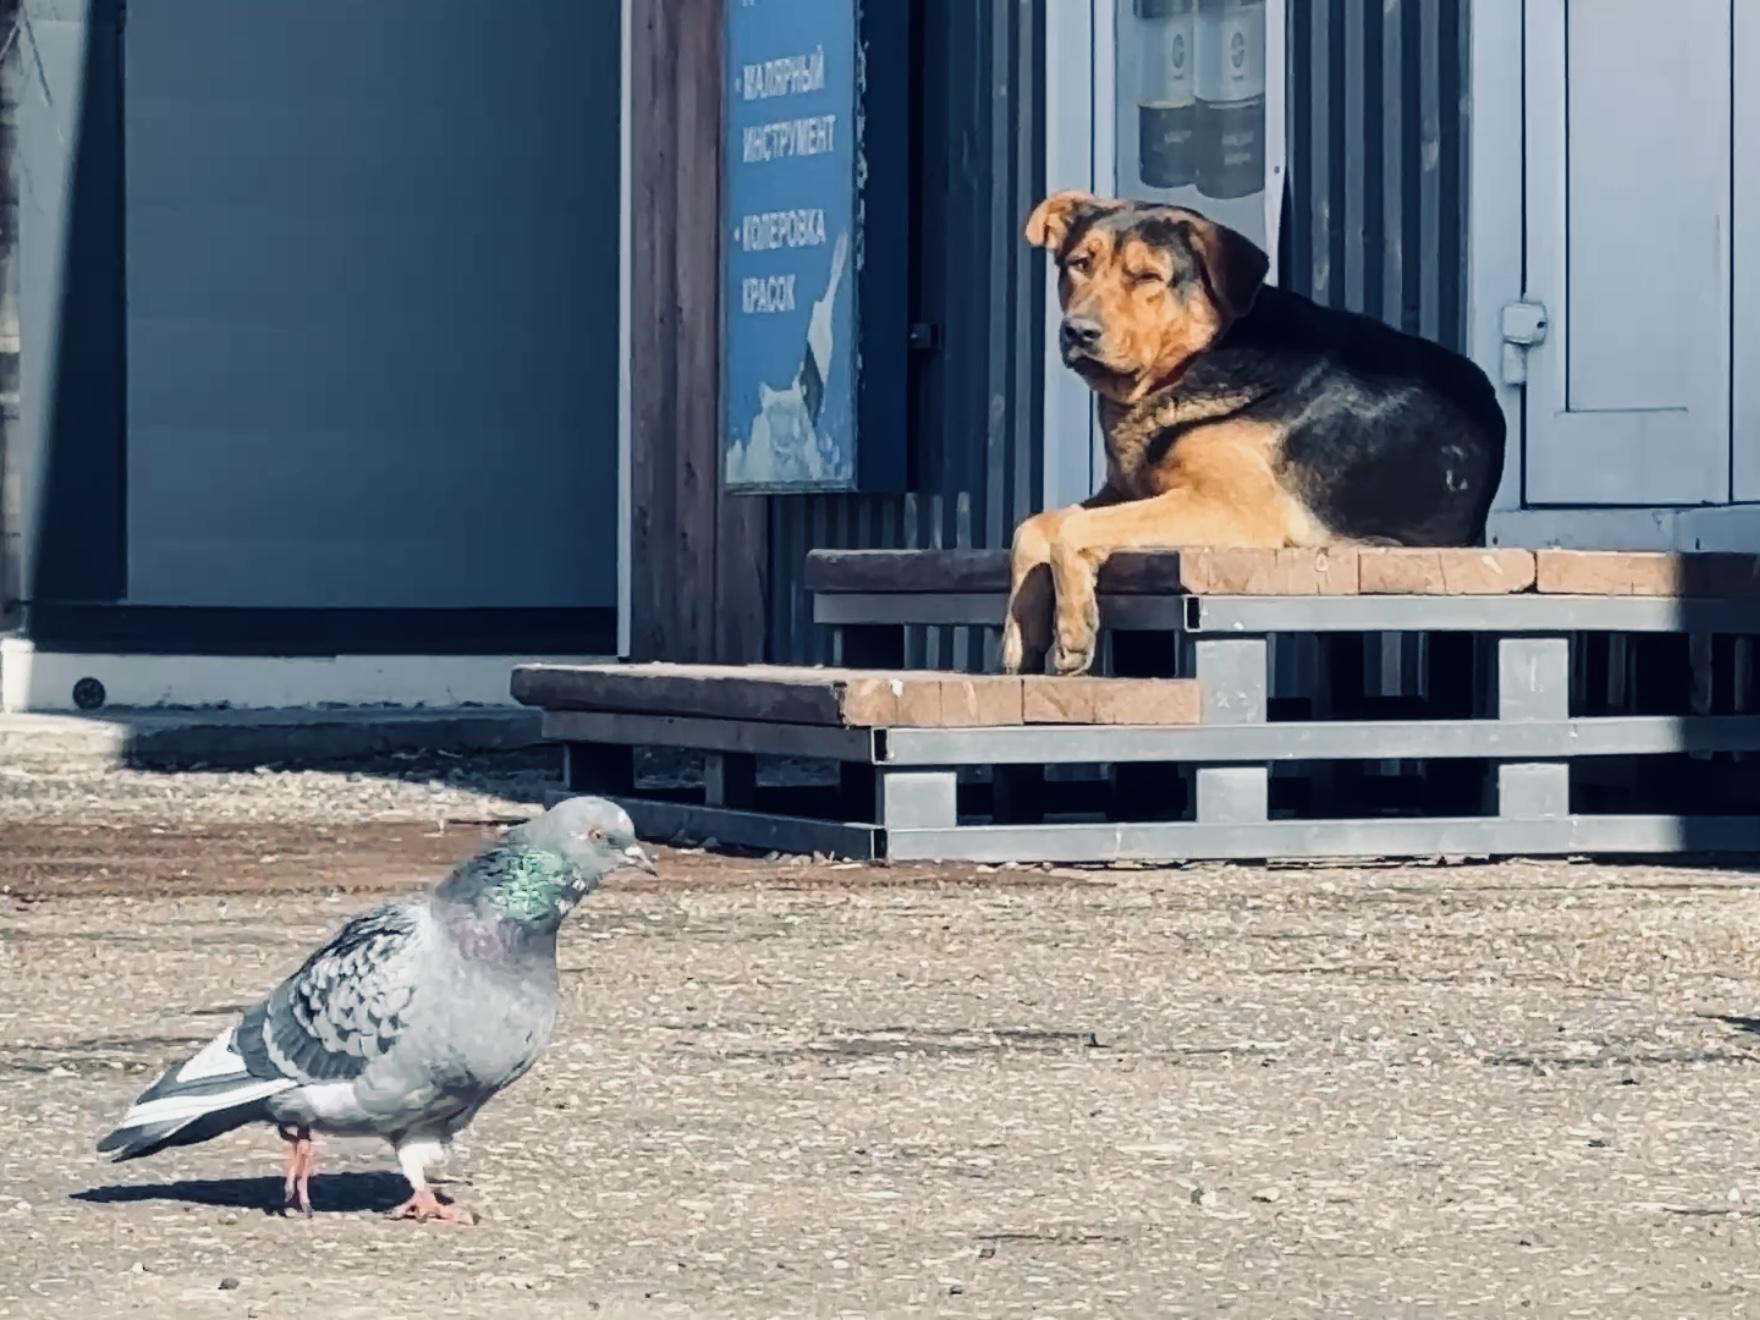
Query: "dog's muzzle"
1059 316 1103 363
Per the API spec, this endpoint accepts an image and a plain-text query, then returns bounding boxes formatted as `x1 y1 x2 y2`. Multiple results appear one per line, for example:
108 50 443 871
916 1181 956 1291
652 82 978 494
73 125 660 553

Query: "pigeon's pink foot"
279 1127 317 1217
387 1188 477 1225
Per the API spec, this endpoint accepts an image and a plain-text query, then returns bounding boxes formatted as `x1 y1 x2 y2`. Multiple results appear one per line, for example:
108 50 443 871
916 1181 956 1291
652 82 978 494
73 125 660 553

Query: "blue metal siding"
1285 0 1469 350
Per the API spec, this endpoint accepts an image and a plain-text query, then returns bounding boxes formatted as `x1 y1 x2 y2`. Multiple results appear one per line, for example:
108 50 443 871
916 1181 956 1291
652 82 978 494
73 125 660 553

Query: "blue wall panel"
122 0 621 610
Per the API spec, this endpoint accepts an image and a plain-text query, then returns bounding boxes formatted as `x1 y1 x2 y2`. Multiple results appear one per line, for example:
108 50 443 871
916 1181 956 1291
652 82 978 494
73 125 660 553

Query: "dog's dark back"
1195 285 1507 545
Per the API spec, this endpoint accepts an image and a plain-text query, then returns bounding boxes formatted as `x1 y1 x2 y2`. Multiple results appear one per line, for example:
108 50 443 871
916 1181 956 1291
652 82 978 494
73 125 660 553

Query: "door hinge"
1499 300 1549 386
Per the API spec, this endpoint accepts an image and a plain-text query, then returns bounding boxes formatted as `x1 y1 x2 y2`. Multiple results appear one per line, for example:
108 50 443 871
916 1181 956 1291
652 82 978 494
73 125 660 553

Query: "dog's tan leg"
1047 490 1289 676
1001 509 1071 675
1000 489 1125 674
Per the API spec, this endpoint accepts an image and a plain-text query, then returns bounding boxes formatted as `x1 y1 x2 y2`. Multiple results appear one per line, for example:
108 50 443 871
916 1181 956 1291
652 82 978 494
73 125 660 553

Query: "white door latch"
1500 300 1549 386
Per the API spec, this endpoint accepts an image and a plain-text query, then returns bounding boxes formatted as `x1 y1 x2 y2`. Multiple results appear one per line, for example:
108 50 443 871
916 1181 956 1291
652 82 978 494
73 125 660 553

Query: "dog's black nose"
1059 317 1102 353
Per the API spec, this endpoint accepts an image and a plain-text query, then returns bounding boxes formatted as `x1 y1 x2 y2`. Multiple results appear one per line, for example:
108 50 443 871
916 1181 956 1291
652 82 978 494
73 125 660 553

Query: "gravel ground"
6 761 1760 1317
0 749 562 827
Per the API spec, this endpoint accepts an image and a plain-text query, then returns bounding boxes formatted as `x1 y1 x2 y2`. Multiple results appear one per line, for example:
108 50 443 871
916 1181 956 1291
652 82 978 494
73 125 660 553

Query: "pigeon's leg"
387 1137 475 1226
278 1124 317 1217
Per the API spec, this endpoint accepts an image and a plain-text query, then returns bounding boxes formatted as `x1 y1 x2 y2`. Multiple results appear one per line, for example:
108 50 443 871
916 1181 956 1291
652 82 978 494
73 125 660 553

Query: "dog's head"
1025 191 1269 404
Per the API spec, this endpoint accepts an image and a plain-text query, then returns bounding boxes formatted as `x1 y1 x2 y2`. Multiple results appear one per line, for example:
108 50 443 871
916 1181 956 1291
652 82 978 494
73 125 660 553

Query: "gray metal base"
878 715 1760 764
545 788 881 859
549 786 1760 864
538 611 1760 863
882 814 1760 863
815 591 1760 634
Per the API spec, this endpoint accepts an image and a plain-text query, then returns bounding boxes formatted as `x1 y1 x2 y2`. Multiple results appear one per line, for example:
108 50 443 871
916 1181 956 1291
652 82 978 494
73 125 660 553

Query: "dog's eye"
1064 255 1091 275
1130 270 1163 287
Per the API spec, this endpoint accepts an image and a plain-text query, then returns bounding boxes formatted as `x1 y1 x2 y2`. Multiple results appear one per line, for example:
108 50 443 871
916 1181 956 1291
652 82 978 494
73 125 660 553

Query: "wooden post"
628 0 768 664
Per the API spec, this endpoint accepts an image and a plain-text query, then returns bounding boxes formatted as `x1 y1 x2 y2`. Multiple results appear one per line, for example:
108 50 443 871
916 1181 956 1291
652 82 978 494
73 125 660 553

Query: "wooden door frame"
623 0 769 663
1469 0 1528 530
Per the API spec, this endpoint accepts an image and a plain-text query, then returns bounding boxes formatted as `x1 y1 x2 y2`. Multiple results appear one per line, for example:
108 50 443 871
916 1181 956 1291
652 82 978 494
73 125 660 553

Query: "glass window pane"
1116 0 1269 246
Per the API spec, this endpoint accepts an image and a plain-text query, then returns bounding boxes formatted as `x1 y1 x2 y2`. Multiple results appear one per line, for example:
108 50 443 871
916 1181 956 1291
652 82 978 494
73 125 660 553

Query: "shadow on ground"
1704 1013 1760 1037
73 1171 407 1215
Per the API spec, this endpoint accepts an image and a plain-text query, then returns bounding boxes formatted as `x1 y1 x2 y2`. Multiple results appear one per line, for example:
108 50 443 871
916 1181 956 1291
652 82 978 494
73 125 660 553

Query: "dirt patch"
0 818 1109 902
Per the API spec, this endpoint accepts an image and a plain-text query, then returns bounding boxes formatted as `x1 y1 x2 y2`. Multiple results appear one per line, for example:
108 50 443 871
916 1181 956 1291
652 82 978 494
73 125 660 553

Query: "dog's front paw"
1051 638 1097 676
1051 607 1100 676
1046 543 1101 676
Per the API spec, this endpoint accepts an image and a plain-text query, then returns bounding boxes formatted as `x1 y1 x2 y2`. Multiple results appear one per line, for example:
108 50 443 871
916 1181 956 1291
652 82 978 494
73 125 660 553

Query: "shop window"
1116 0 1272 252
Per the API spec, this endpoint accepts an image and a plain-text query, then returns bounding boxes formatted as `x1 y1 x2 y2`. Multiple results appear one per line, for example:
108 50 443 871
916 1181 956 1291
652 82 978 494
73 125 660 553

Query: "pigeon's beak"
622 842 658 876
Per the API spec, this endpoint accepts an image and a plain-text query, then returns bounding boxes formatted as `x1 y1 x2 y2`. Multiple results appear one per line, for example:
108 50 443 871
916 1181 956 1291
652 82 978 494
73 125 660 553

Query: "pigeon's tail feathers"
97 1024 295 1162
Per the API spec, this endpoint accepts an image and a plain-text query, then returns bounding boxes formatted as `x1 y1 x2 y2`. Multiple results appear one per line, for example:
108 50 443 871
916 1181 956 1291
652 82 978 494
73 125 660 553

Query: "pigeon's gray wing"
235 905 426 1085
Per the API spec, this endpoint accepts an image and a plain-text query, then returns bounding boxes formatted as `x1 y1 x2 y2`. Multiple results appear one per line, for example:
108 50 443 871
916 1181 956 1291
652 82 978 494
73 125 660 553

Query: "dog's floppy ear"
1177 214 1270 320
1024 191 1114 257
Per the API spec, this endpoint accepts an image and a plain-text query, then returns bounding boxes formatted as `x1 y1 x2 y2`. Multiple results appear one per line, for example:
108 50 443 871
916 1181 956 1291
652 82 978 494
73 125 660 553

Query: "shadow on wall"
11 0 126 625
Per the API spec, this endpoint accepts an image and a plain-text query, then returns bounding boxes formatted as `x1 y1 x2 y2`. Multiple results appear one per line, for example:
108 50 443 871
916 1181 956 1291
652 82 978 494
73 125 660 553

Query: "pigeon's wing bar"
236 905 425 1084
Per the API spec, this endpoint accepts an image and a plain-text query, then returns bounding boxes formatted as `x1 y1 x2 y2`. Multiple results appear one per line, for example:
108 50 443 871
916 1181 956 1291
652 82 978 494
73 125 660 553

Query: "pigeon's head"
509 796 657 884
455 798 656 930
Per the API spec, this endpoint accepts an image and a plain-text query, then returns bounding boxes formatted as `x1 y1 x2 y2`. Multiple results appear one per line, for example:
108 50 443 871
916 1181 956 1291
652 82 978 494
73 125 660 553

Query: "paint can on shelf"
1194 0 1265 200
1135 0 1197 190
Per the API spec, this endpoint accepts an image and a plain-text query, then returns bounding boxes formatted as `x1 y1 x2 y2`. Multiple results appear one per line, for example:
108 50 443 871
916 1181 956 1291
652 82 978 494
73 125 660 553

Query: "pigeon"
96 796 655 1224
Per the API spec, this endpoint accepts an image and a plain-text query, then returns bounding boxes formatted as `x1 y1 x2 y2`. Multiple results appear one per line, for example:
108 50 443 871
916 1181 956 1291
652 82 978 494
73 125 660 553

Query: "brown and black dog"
1003 191 1506 676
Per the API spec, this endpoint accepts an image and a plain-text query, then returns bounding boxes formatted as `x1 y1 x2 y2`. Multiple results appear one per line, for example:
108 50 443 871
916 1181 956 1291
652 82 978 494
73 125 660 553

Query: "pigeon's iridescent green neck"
491 848 585 926
437 843 588 933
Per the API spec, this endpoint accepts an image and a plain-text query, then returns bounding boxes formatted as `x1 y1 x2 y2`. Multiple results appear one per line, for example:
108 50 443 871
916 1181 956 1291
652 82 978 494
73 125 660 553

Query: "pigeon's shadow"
1703 1013 1760 1038
74 1171 405 1215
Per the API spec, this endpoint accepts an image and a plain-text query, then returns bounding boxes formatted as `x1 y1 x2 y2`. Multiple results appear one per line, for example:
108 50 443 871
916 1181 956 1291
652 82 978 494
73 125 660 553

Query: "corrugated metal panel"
766 0 1044 667
1286 0 1468 349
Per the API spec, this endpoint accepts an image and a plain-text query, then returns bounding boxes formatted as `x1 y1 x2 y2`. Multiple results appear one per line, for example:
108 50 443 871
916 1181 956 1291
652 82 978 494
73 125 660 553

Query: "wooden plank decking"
511 663 1200 729
805 547 1760 598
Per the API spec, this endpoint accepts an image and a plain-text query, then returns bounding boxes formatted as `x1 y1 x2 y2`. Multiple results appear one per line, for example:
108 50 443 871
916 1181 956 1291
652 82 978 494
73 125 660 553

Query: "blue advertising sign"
722 0 858 492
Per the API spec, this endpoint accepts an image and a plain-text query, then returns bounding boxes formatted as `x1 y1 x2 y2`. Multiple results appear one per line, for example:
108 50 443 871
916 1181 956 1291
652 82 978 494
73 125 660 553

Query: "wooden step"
805 546 1547 597
511 662 1201 729
808 546 1760 599
1535 550 1760 597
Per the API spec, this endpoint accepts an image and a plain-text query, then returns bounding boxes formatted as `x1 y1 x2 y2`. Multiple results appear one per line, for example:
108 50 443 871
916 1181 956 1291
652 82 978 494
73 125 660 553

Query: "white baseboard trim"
1488 504 1760 553
1487 507 1680 552
0 640 611 713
